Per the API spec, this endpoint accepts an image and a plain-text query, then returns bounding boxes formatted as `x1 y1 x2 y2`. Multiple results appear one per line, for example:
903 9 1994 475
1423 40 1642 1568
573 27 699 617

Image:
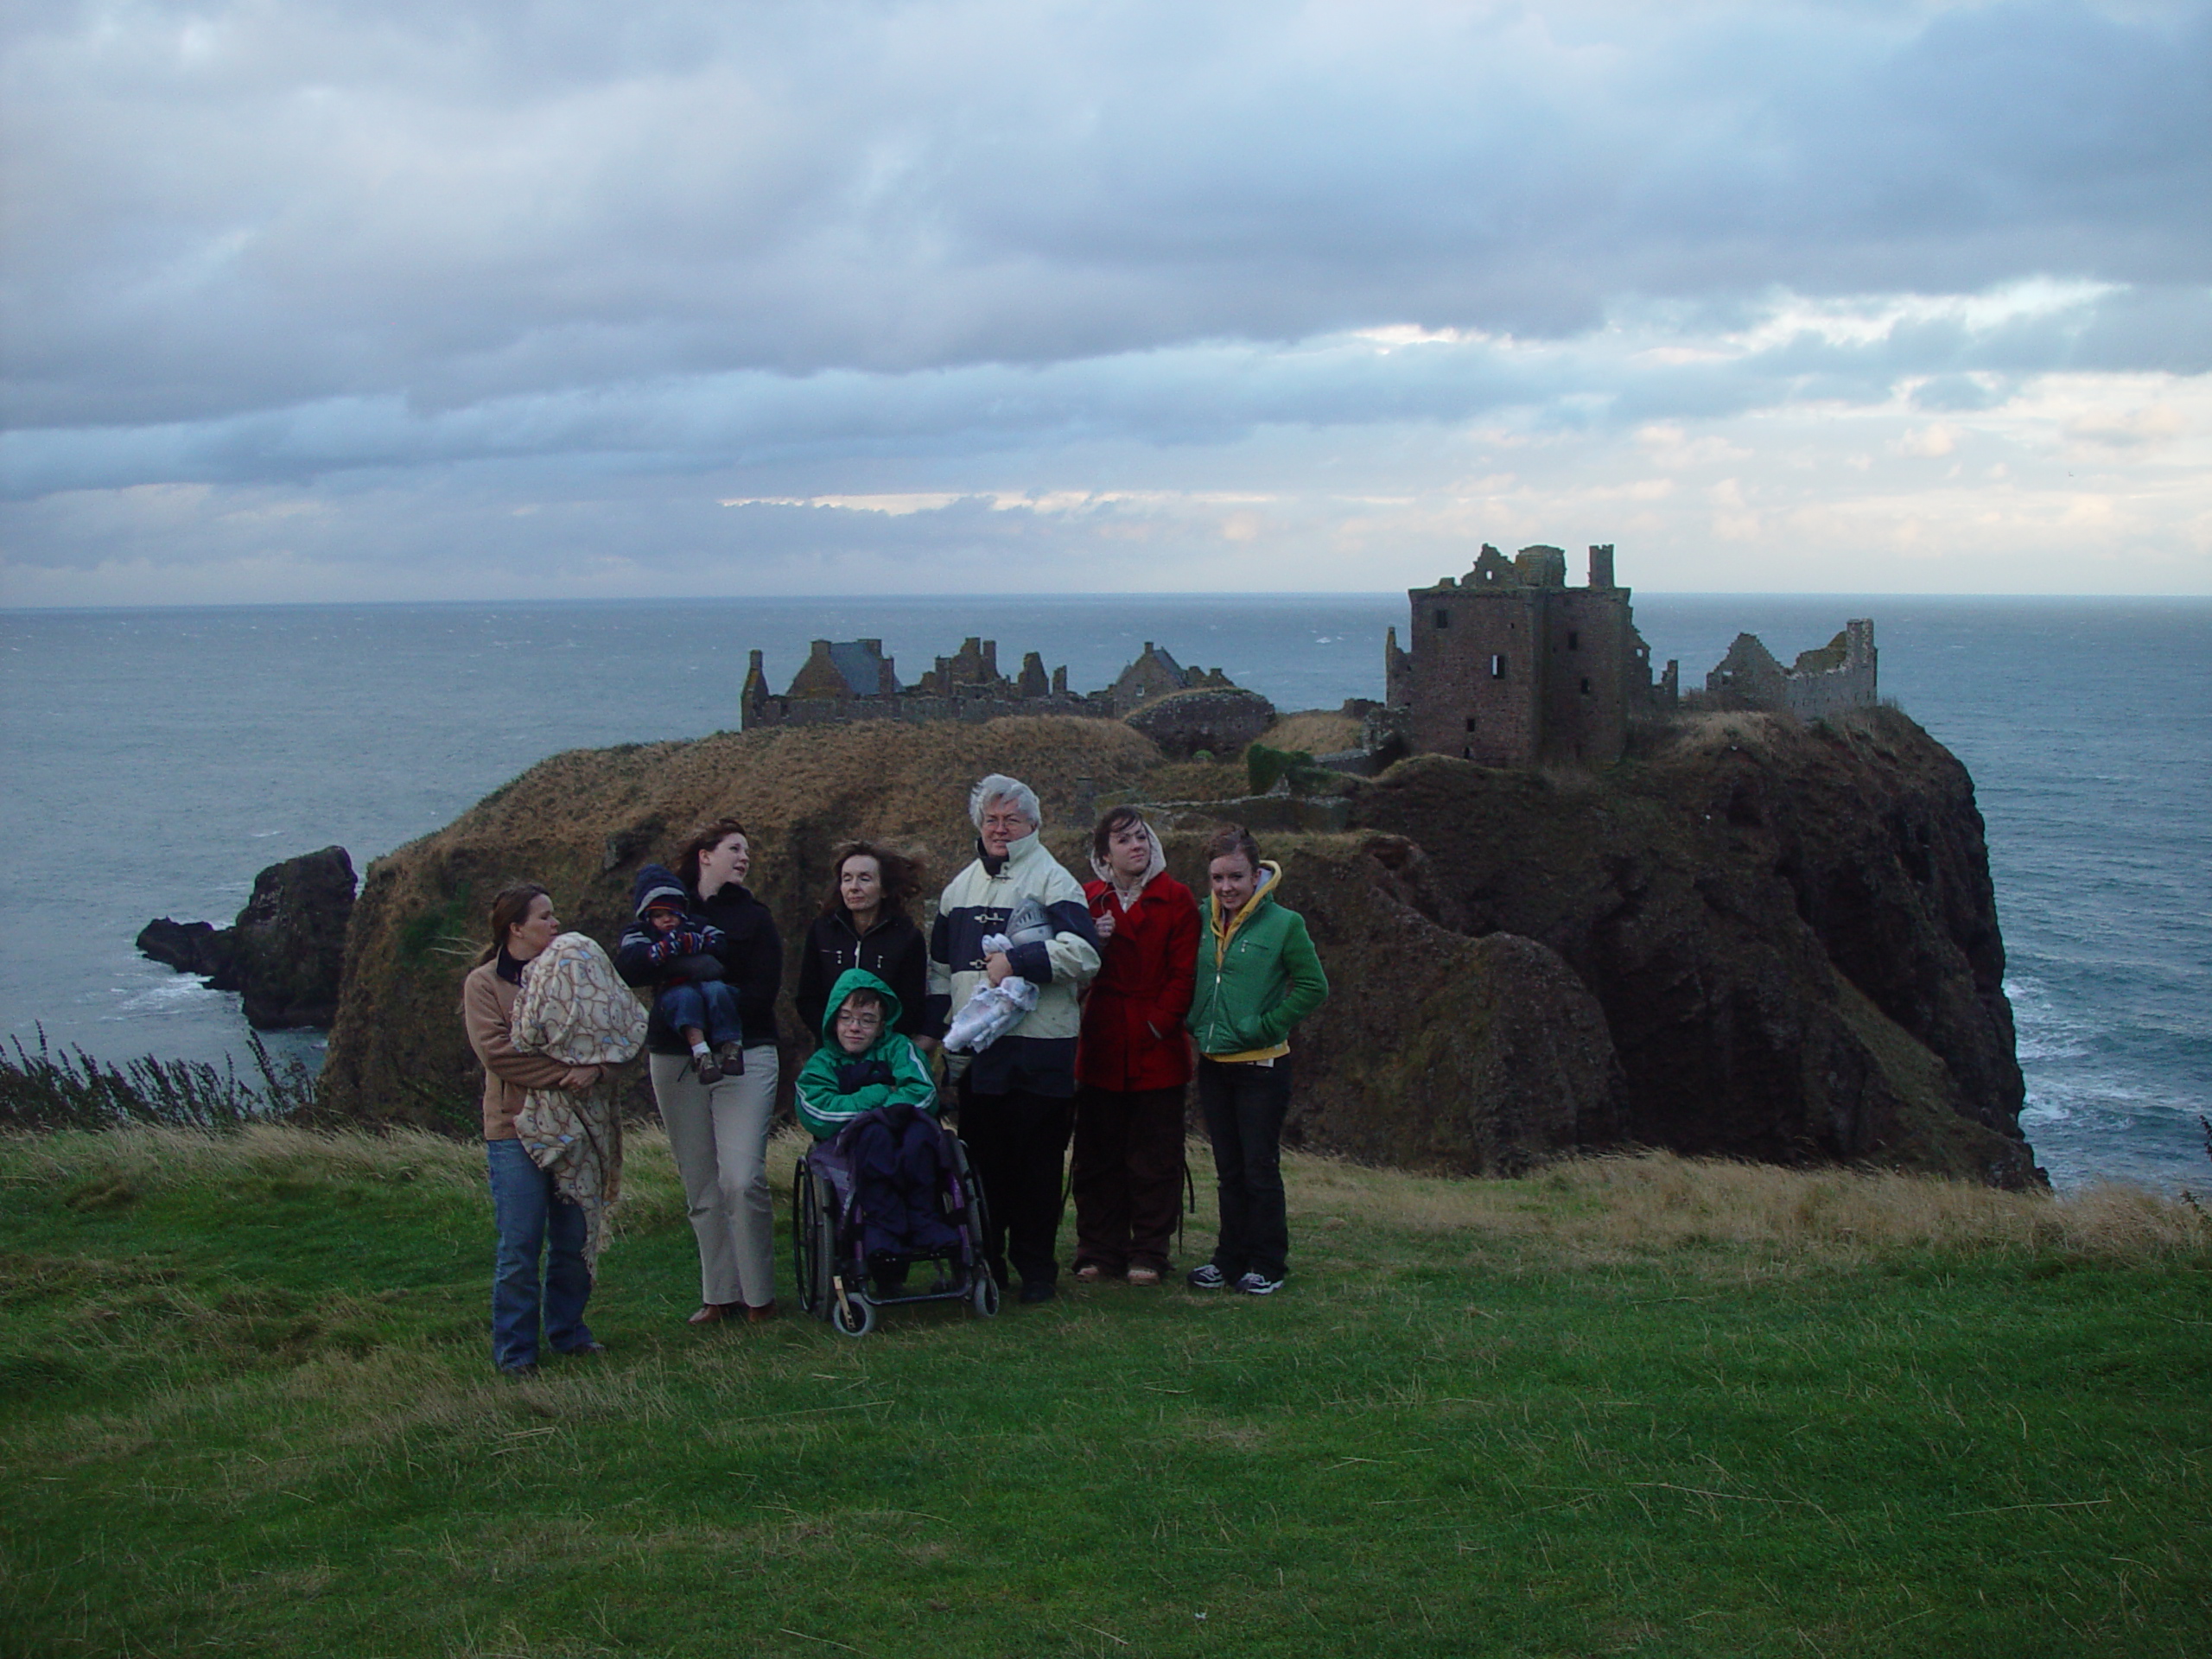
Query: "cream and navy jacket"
926 830 1101 1097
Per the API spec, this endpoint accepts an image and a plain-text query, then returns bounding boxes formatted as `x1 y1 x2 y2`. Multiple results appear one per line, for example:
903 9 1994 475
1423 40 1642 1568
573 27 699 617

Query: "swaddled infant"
942 896 1054 1053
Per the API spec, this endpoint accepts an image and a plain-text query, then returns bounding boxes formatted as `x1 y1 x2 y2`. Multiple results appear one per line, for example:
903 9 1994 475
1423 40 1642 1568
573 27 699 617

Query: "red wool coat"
1077 872 1199 1092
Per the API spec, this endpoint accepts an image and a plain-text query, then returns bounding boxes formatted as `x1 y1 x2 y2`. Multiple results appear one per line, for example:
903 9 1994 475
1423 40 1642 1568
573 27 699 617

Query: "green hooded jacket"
1185 861 1329 1060
794 967 939 1139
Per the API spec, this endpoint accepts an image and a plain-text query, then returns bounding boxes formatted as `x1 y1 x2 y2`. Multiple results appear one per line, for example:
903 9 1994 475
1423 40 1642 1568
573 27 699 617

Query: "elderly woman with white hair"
926 773 1102 1303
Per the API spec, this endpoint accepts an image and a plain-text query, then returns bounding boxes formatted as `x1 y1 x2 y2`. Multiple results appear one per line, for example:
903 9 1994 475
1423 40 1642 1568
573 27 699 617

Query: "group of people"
461 772 1328 1375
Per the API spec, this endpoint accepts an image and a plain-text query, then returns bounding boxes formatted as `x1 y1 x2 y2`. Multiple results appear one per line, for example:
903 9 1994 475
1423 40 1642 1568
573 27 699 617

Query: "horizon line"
8 590 2212 617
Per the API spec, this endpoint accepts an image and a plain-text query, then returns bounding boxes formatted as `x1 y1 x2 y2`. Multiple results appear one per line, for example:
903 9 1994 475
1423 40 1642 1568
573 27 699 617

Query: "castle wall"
1707 633 1789 709
1708 621 1877 721
1406 584 1546 765
1784 620 1878 721
1541 590 1633 766
747 691 1111 728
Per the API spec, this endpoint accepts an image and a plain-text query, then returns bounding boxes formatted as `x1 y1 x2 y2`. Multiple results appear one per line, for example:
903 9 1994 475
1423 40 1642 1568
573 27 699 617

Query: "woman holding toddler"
615 817 784 1326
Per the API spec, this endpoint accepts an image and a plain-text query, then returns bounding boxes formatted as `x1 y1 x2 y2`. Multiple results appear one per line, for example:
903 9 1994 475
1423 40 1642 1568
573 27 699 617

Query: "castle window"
1434 608 1449 628
1489 654 1506 679
1465 716 1477 732
1568 630 1580 650
1580 677 1592 694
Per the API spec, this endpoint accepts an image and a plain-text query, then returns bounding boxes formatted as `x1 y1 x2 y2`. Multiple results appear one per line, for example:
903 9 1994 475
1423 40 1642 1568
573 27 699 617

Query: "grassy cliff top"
5 1122 2208 1656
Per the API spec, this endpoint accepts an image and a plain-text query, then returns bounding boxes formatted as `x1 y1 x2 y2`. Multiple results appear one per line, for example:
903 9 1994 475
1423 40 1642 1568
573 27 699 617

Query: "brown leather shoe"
687 1302 741 1325
745 1300 779 1323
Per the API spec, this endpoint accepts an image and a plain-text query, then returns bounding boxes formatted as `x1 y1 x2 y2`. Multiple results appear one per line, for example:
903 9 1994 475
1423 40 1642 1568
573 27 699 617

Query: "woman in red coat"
1072 806 1199 1286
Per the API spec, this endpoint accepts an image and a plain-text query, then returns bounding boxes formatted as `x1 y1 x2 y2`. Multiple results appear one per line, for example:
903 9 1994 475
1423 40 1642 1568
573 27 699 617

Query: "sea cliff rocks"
1344 708 2036 1186
317 708 2037 1186
137 846 357 1029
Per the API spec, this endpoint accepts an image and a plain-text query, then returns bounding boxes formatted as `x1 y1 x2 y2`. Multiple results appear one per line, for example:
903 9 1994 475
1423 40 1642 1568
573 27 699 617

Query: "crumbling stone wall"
743 634 1245 734
1707 620 1878 720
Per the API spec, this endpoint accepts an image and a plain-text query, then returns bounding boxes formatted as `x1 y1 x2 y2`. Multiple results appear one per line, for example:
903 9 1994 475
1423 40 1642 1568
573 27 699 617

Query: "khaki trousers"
650 1046 779 1308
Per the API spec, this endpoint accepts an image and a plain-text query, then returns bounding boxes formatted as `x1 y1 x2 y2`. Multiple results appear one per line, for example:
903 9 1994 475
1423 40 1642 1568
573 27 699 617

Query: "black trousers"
1197 1057 1292 1281
1071 1084 1186 1274
959 1080 1074 1288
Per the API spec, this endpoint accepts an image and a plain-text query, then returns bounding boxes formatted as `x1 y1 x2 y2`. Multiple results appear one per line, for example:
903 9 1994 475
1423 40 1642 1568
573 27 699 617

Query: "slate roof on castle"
741 636 1242 728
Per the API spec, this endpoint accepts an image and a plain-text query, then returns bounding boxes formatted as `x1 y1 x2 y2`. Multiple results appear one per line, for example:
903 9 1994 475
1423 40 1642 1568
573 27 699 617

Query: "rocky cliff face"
1344 706 2034 1185
320 707 2036 1186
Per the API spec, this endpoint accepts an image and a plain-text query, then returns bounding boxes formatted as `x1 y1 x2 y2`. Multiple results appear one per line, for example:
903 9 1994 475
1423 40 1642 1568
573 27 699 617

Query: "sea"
3 594 2205 1192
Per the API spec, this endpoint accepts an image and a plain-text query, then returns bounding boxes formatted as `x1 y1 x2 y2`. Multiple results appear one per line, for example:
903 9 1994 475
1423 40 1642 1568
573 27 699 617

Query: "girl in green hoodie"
1185 826 1328 1296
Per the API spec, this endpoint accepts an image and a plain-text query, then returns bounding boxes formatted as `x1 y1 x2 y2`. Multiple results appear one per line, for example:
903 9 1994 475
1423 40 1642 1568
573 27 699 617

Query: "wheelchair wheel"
970 1273 1001 1319
950 1135 993 1241
830 1291 875 1338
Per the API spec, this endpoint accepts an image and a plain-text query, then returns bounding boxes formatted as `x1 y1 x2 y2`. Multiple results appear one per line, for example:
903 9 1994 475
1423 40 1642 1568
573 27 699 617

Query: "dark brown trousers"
1071 1084 1187 1274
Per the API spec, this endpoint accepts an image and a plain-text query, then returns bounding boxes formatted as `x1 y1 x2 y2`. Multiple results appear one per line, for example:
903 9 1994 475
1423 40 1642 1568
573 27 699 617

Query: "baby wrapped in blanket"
510 931 651 1269
942 896 1055 1054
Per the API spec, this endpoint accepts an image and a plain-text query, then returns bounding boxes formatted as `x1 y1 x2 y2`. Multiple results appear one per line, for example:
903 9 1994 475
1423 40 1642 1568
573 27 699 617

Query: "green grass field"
3 1124 2207 1657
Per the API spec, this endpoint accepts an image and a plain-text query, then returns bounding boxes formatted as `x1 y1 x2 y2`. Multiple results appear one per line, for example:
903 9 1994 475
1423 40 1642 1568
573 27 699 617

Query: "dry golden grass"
2 1121 488 1198
1285 1145 2208 1263
0 1120 819 1243
442 714 1166 868
1263 710 1363 753
15 1124 2199 1268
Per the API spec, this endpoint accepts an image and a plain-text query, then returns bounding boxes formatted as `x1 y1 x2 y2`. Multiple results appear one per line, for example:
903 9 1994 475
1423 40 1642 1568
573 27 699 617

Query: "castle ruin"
1707 621 1878 721
741 636 1248 730
1384 543 1678 768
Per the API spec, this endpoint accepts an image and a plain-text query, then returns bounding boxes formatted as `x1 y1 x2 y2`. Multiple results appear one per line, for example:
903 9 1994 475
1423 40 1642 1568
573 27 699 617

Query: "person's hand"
984 950 1014 987
1094 911 1117 942
561 1065 602 1090
913 1035 940 1054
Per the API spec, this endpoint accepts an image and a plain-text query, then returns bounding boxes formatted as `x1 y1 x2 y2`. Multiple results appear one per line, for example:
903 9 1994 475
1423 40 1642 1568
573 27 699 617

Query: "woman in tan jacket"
462 884 607 1375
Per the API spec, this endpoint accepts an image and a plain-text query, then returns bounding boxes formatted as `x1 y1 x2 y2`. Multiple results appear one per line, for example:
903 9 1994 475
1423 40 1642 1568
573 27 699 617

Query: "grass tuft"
0 1027 319 1132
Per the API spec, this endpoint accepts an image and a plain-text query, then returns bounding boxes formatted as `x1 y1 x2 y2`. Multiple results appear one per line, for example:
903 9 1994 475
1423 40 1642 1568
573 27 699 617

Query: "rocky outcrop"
137 846 357 1029
1344 706 2037 1186
317 707 2037 1186
136 917 235 980
1125 686 1275 759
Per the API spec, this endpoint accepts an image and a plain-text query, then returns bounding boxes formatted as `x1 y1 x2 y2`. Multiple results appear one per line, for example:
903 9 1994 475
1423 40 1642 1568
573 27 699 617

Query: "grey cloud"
12 276 2202 497
5 0 2208 450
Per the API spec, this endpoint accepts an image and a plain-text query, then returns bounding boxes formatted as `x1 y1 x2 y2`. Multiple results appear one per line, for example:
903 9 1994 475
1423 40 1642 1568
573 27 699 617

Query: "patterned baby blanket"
512 930 650 1268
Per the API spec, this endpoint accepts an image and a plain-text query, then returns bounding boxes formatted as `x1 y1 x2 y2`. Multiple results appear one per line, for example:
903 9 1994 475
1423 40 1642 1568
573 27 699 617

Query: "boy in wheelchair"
794 969 957 1296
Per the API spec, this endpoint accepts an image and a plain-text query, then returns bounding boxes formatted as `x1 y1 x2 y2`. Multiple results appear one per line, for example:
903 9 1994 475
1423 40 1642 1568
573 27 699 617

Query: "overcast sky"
3 0 2208 604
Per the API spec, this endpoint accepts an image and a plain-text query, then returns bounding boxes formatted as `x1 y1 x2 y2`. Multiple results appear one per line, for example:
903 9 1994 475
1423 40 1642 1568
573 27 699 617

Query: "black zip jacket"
793 908 930 1040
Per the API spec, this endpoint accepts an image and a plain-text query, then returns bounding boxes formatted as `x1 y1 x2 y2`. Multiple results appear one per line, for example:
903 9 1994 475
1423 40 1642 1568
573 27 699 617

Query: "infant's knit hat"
635 880 689 919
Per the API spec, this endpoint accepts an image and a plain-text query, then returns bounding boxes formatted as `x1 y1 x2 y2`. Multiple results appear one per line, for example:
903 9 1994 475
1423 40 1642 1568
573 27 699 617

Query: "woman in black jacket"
614 817 783 1325
793 842 933 1051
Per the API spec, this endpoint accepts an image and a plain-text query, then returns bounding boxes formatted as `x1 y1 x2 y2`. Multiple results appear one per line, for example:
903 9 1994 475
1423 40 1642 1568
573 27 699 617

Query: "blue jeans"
486 1138 594 1371
658 981 743 1048
1197 1057 1293 1281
